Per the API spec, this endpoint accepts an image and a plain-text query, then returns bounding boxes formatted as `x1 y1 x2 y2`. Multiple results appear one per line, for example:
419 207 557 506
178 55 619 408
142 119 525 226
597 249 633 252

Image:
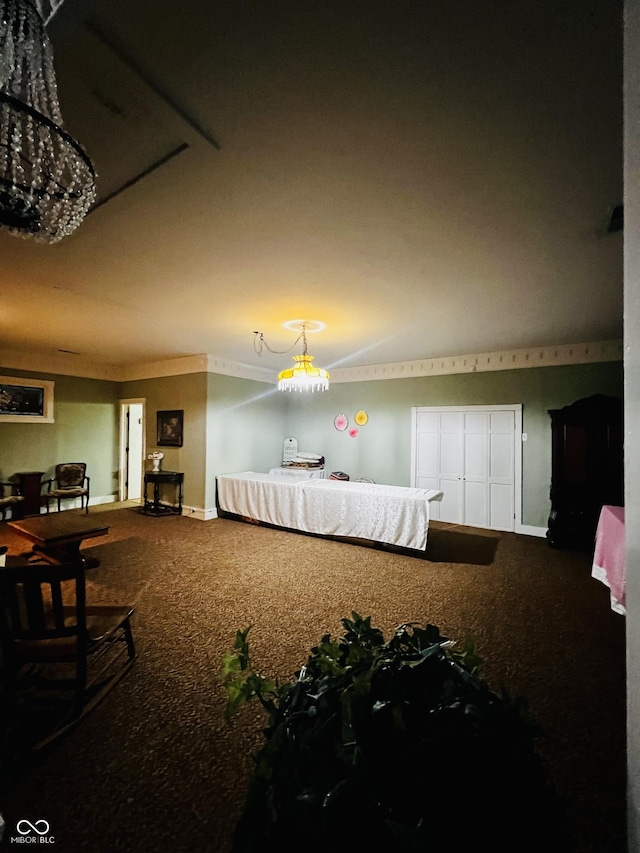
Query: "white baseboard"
182 506 218 521
91 495 118 507
515 523 547 538
37 494 117 513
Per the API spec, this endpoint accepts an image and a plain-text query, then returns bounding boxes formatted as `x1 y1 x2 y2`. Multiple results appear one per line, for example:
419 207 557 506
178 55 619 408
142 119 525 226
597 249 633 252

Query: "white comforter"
216 472 443 550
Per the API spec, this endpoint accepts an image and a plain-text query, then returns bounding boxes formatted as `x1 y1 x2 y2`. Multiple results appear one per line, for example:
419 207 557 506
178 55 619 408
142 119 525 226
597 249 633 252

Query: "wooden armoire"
546 395 624 549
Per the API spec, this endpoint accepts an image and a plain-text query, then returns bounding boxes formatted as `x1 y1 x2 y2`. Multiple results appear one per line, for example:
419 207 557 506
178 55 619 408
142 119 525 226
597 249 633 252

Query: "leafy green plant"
222 613 569 852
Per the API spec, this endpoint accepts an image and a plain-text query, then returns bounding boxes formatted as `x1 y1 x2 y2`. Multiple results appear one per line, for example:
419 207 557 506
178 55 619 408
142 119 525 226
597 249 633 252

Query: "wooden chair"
44 463 90 514
0 562 136 738
0 480 25 521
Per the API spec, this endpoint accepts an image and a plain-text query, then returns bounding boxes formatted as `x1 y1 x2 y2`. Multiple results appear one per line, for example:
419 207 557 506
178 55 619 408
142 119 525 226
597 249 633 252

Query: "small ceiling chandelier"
253 322 330 393
0 0 96 243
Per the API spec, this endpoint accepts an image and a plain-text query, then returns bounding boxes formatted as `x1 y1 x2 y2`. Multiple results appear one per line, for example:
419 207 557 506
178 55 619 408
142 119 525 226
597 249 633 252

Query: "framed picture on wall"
157 409 184 447
0 376 55 423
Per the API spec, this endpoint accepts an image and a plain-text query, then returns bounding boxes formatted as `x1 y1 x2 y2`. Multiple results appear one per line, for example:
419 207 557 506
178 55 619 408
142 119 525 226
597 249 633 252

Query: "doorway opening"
119 399 145 503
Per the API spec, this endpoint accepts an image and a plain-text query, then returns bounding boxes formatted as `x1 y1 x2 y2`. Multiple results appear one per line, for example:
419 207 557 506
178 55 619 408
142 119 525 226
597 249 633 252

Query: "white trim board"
516 524 547 538
39 494 118 513
0 338 622 384
183 505 218 521
331 340 622 383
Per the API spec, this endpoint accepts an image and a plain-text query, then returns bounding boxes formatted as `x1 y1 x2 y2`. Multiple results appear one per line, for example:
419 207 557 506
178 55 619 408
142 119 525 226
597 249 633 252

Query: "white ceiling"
0 0 623 380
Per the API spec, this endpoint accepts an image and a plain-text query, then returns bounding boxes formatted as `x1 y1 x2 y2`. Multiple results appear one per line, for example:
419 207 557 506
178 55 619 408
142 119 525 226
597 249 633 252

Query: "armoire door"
411 405 521 532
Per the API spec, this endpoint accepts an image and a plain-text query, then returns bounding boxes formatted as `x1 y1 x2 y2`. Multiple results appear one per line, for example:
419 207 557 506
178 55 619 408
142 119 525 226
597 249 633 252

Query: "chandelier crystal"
0 0 96 243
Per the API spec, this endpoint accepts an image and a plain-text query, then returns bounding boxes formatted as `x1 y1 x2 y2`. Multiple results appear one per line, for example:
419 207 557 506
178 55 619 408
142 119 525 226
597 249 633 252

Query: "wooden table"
8 512 109 569
143 471 184 516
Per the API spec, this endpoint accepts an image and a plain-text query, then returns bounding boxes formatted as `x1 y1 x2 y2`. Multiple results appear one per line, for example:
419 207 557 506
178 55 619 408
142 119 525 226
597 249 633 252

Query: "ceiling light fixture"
253 322 330 393
0 0 96 243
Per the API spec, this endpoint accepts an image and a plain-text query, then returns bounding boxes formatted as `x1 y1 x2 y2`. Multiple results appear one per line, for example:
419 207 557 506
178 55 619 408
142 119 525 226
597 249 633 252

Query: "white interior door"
411 405 521 532
119 399 145 502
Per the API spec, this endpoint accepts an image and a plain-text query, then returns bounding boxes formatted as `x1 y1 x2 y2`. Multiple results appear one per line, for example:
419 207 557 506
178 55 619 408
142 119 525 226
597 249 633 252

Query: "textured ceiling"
0 0 623 378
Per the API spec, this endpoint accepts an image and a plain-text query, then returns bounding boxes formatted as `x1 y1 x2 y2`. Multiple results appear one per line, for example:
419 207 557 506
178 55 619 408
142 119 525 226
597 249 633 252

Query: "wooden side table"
143 471 184 516
15 471 45 518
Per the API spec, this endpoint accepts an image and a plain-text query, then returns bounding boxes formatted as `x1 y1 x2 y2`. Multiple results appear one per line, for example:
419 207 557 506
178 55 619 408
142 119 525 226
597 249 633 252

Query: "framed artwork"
0 376 55 423
157 409 184 447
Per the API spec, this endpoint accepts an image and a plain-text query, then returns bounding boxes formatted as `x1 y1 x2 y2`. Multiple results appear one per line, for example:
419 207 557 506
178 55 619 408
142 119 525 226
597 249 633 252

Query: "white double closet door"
411 405 522 532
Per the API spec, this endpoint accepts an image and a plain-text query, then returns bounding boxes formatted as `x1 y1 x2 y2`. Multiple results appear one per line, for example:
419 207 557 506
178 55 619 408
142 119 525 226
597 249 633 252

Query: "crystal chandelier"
253 323 330 393
0 0 96 242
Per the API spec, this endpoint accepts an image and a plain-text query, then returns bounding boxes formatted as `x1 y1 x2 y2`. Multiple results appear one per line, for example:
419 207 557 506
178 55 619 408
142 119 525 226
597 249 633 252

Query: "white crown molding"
0 350 121 381
0 350 275 383
0 339 622 384
118 354 210 381
119 354 274 383
205 355 275 383
329 339 623 383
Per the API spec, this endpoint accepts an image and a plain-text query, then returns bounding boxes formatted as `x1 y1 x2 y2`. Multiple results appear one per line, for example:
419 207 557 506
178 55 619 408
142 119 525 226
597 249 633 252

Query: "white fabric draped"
216 472 443 550
216 472 302 530
268 467 327 479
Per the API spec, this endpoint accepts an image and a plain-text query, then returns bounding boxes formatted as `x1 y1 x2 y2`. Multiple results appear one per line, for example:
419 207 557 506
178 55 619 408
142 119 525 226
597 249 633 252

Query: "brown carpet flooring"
0 507 627 853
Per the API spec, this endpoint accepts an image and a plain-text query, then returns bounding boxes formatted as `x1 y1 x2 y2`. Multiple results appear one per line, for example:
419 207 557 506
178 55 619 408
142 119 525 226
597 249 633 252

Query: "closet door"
412 406 519 532
462 411 489 527
438 412 464 522
414 410 462 522
487 410 516 530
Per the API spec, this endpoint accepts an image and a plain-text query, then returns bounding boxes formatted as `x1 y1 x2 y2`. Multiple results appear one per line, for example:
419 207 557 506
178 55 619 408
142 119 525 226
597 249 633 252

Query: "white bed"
216 472 443 550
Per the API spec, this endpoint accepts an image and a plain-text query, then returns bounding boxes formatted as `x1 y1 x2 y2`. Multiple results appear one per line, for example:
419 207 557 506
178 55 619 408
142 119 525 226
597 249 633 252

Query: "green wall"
0 361 623 526
0 369 120 500
0 368 285 514
119 373 208 509
286 361 624 528
119 371 287 510
205 373 288 507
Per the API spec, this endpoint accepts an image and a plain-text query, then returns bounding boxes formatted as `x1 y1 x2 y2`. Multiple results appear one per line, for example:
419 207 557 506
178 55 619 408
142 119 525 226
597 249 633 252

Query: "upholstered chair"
0 481 25 521
44 463 90 514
